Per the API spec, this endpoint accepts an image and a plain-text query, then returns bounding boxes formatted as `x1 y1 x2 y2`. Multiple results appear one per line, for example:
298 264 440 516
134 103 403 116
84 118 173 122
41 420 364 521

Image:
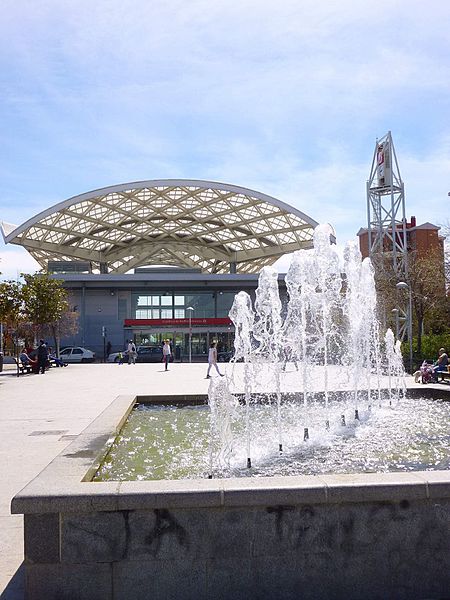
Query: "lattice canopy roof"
1 180 320 274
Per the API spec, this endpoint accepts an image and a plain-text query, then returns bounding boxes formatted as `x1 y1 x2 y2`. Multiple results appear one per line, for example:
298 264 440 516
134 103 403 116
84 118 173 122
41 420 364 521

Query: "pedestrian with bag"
127 340 137 365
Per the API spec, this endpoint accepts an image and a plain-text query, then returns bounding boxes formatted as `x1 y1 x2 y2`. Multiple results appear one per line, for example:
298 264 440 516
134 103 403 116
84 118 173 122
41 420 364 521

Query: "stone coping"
11 392 450 515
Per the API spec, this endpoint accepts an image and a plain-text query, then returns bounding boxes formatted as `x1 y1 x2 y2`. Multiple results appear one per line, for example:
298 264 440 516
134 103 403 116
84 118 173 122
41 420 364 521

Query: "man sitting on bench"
19 350 38 374
432 348 449 382
48 349 68 367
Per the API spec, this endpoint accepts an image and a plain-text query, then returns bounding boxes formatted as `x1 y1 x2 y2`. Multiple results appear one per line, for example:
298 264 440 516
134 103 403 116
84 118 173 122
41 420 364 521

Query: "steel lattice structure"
1 179 322 274
366 132 411 344
366 131 408 278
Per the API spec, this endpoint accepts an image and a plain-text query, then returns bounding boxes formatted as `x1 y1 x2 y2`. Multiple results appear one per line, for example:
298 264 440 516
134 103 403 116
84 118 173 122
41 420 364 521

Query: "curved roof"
2 179 321 274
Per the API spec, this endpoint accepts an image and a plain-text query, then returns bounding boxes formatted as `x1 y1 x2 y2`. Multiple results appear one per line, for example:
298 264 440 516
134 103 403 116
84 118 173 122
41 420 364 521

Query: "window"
217 292 237 318
174 296 185 306
161 296 172 306
174 309 185 319
161 309 173 319
182 293 214 318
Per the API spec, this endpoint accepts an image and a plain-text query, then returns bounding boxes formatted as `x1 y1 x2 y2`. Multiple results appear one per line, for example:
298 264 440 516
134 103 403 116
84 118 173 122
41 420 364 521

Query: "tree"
372 245 449 359
21 273 70 355
407 248 448 354
40 309 79 352
0 280 25 354
438 219 450 291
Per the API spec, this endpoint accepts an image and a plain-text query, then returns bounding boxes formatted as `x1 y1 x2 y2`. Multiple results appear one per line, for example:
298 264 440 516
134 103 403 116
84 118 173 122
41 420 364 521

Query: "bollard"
341 414 346 426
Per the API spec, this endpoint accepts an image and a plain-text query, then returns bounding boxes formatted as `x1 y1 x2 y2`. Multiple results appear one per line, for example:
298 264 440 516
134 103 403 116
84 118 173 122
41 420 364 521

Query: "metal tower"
366 131 408 278
366 131 411 345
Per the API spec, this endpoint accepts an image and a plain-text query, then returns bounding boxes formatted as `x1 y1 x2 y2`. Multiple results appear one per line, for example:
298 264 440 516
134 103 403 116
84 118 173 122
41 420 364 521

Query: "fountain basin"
13 392 450 600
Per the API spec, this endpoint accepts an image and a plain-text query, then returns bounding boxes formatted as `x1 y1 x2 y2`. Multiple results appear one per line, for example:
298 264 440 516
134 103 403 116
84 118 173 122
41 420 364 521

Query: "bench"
2 356 34 377
436 370 450 383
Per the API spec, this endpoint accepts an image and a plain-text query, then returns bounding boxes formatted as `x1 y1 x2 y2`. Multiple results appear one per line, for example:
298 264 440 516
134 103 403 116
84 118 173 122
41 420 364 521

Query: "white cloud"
0 248 41 281
1 0 449 255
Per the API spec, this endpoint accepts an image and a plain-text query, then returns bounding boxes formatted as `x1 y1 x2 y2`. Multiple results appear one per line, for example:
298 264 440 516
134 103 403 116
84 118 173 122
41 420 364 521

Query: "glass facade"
217 292 238 318
132 291 233 320
133 330 234 359
130 290 237 359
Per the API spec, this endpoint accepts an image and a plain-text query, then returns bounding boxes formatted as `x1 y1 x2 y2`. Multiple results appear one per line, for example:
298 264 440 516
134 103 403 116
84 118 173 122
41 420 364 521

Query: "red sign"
124 317 232 327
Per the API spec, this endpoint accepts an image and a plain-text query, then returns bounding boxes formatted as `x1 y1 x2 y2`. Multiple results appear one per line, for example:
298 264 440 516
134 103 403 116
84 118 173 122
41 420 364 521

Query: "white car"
59 347 96 363
107 350 127 363
107 346 142 363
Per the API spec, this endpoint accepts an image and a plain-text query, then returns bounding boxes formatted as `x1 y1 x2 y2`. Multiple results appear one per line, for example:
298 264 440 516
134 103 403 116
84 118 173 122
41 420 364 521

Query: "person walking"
127 340 137 365
206 341 224 378
37 339 49 374
162 339 171 371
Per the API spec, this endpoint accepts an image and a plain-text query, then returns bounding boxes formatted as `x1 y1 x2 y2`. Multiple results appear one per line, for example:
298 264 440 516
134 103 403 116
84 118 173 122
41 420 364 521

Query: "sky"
0 0 449 279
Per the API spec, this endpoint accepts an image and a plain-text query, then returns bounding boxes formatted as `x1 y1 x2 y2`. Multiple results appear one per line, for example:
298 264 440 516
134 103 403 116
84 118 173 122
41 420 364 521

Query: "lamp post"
186 306 194 363
396 281 413 373
391 308 400 341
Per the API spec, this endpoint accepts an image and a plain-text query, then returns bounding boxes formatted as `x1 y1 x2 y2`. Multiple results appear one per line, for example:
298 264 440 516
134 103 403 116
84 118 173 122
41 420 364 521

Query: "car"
136 346 174 363
107 346 173 363
107 350 128 363
218 350 234 362
58 346 96 363
107 346 141 363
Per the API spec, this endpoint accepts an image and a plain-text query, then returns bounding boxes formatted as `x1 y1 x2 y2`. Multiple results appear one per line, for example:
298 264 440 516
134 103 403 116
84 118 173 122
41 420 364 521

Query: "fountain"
207 224 411 476
12 224 450 600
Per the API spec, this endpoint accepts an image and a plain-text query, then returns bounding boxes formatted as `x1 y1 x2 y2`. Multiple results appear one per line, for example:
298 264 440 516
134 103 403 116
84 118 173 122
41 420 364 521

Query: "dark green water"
94 398 450 481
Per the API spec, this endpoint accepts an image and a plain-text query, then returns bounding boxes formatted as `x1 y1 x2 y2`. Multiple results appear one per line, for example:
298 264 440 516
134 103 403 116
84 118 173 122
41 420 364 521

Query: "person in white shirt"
162 339 171 371
127 340 137 365
206 341 224 378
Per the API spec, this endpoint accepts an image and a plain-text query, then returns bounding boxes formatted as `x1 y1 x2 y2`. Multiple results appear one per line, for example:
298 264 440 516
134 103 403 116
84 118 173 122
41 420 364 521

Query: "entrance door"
173 333 184 361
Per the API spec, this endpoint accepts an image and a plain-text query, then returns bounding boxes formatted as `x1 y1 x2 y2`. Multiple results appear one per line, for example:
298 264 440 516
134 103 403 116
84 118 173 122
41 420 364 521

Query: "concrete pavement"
0 361 448 599
0 361 213 599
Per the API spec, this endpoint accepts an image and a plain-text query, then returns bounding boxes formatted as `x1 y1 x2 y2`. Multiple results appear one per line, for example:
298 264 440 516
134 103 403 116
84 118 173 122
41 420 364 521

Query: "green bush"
414 333 450 362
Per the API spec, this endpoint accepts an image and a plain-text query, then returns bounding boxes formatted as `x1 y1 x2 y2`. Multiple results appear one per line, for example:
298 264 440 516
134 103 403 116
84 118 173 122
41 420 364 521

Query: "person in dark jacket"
37 340 49 374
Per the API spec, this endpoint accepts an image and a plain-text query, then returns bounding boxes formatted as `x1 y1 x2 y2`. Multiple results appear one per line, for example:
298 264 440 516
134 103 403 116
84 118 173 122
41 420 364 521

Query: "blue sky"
1 0 449 278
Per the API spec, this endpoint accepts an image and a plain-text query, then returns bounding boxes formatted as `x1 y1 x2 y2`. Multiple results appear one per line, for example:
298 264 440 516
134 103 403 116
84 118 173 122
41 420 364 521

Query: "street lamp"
186 306 194 363
391 308 400 341
396 281 413 373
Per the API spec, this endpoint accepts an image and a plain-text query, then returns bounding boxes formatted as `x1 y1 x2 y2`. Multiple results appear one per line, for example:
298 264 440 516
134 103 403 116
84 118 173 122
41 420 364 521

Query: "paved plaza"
0 362 214 599
0 362 447 599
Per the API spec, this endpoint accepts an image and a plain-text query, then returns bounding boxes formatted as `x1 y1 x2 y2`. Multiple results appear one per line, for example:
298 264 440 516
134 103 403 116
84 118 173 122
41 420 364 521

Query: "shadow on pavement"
0 564 24 600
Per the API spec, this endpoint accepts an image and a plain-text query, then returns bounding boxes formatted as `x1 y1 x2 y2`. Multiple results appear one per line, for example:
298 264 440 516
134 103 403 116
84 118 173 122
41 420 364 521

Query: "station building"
1 179 323 359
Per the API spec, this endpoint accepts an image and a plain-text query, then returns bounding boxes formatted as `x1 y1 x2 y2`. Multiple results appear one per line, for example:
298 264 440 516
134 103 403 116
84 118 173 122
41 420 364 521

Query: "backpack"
131 343 136 353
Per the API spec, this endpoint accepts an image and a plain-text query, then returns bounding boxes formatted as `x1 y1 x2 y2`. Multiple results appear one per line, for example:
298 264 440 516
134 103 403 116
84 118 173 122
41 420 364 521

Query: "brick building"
357 216 445 261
